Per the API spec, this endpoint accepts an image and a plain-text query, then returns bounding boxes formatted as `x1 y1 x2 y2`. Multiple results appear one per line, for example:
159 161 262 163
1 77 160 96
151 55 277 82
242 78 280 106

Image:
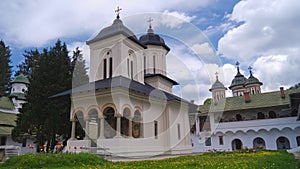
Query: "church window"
219 136 224 145
144 56 146 75
22 88 25 92
269 111 276 118
296 136 300 146
131 61 133 79
153 55 156 74
0 136 6 146
154 121 158 139
177 124 181 140
109 57 113 78
251 89 255 94
205 137 211 146
127 59 130 77
236 114 242 121
257 112 265 119
103 58 107 79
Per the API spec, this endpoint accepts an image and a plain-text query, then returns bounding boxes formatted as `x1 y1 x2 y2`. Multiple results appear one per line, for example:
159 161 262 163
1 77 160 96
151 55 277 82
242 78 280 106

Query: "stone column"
84 119 90 140
100 116 105 139
71 120 76 140
128 118 132 137
116 114 121 138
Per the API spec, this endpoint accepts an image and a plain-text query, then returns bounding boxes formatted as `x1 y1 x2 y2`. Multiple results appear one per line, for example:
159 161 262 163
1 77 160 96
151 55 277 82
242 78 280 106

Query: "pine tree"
15 49 40 78
71 47 89 87
0 40 12 96
13 40 72 151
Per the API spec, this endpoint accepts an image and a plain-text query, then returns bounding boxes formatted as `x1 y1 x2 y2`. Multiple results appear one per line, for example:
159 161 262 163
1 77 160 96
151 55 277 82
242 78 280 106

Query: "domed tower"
229 61 247 97
210 72 227 104
139 18 177 93
245 66 263 95
10 74 29 111
87 8 146 83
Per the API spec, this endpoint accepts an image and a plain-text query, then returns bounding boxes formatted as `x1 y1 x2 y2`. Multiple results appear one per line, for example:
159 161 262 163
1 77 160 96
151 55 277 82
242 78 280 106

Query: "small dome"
210 79 226 91
245 74 263 86
229 70 247 89
11 74 29 84
139 28 170 51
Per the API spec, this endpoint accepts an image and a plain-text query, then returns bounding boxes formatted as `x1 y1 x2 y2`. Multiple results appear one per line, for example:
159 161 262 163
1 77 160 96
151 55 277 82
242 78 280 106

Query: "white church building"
190 63 300 152
55 11 193 156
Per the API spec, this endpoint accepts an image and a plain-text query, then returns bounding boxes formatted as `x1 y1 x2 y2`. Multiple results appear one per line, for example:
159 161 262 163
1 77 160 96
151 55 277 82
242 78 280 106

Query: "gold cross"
115 6 122 19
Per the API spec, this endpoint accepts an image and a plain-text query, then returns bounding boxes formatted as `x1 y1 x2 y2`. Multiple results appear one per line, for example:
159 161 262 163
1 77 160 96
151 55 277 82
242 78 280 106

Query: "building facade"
0 74 36 161
58 13 193 157
190 64 300 152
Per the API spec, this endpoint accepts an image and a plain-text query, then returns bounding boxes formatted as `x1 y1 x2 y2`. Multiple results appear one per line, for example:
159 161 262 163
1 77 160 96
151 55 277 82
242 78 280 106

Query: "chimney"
244 92 251 103
280 87 285 99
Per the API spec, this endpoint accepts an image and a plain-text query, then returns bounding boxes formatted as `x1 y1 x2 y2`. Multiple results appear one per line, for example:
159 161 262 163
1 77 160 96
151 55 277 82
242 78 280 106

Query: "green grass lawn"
0 150 298 169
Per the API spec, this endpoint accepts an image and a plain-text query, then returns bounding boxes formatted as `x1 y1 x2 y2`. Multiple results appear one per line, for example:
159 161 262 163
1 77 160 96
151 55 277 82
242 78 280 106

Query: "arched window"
232 139 243 150
128 51 135 79
153 55 156 74
103 50 112 79
132 110 142 138
296 136 300 146
75 111 85 140
121 108 131 137
257 112 265 119
236 114 242 121
103 107 116 138
253 137 266 149
269 111 276 118
276 136 290 150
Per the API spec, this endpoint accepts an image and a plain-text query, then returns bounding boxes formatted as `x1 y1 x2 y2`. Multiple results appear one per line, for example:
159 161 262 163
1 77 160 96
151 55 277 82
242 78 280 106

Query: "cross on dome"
147 17 153 29
215 72 219 80
115 6 122 19
248 66 253 75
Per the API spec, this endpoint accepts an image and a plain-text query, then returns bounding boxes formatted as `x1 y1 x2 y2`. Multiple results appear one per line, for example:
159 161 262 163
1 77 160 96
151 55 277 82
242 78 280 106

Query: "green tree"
15 49 40 78
13 40 72 151
0 40 12 96
71 47 89 87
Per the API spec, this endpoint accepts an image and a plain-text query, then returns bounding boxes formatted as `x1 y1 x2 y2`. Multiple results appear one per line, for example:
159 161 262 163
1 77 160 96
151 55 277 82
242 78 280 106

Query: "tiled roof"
0 97 14 110
51 76 189 103
0 112 17 135
198 87 300 113
11 74 29 84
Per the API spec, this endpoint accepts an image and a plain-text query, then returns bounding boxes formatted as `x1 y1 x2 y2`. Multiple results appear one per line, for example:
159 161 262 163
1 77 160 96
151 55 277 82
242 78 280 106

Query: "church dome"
245 72 263 86
87 18 143 47
139 27 170 51
229 69 247 89
209 78 226 91
11 74 29 84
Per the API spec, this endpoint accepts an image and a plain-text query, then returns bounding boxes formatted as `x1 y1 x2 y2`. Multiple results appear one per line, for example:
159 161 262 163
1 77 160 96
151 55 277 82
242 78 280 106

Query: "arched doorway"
232 139 243 150
87 109 99 146
75 111 85 140
253 137 266 149
276 136 290 150
121 108 131 137
132 110 142 138
103 107 116 138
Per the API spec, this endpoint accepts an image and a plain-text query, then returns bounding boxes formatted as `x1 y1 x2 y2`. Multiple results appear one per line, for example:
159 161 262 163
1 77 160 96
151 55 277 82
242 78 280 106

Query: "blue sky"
1 0 300 104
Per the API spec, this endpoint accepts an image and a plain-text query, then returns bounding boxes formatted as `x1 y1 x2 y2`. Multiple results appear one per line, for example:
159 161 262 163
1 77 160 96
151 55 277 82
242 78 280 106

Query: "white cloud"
217 0 300 93
218 0 300 61
0 0 208 48
160 10 196 28
191 42 215 57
